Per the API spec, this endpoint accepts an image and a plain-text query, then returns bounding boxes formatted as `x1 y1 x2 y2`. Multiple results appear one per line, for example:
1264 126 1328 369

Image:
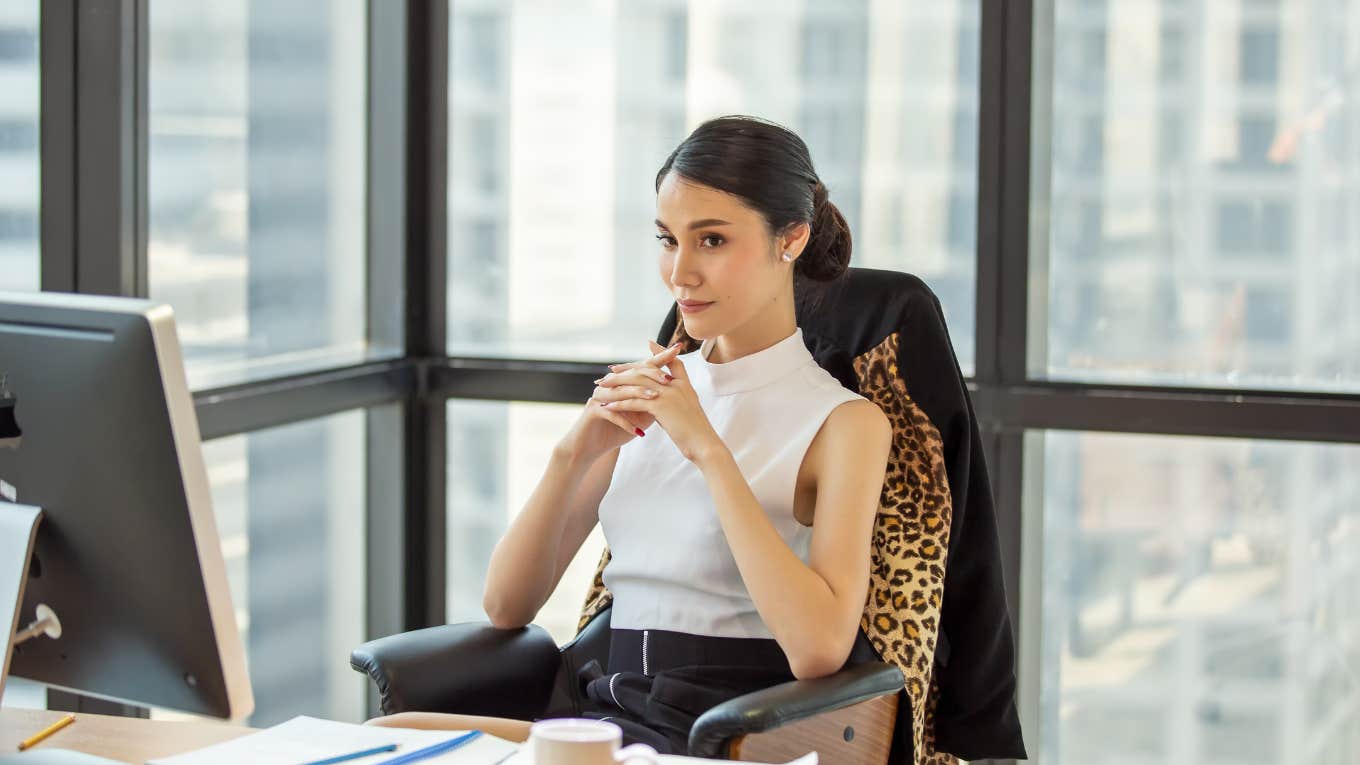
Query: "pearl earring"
781 251 792 262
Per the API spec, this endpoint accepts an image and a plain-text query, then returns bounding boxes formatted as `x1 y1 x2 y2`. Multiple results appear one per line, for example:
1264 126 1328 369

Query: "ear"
780 221 811 258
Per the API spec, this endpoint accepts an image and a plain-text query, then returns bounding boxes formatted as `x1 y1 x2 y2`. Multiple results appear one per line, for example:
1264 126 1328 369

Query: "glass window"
1026 431 1360 764
447 2 982 375
1032 0 1360 392
147 0 387 391
0 2 39 292
151 409 372 727
447 399 606 644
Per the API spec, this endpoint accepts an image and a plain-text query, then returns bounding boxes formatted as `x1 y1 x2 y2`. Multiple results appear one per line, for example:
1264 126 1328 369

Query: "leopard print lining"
576 325 958 765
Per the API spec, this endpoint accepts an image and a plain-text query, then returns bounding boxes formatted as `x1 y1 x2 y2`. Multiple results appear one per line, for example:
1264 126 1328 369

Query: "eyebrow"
654 218 733 231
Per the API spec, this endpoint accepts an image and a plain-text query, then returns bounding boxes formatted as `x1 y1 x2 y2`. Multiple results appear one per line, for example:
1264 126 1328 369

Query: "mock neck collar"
685 326 812 396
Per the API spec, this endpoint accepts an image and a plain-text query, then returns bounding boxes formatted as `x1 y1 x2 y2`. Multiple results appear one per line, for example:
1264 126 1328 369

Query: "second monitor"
0 290 253 721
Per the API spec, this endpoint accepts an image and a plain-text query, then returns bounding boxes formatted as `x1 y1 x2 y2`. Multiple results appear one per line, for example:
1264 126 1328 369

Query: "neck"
703 300 797 364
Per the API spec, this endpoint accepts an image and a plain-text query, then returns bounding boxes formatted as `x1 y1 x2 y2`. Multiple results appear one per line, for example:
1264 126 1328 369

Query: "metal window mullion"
364 404 406 719
192 360 417 441
974 1 1035 762
989 383 1360 445
367 0 408 354
996 0 1035 389
39 0 76 292
364 0 410 668
975 0 1005 390
45 0 148 299
404 0 450 631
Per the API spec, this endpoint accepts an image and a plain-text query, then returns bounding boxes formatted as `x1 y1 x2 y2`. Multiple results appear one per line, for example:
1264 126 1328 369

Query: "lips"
678 300 712 307
678 300 714 314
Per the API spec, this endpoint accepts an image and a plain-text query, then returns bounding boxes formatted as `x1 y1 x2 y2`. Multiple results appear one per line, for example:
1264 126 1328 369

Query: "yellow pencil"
17 712 76 751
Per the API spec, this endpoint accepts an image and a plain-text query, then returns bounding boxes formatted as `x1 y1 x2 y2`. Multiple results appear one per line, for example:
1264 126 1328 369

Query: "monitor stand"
1 505 122 765
1 502 41 706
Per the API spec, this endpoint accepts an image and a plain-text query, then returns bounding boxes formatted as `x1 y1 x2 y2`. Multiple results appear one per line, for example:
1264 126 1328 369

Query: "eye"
653 233 725 249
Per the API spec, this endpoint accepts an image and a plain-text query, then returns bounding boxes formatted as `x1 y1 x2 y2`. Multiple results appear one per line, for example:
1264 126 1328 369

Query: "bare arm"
694 400 892 679
481 445 620 629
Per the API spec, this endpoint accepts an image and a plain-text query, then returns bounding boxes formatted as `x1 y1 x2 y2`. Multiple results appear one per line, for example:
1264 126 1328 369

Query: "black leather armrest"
351 622 562 719
688 661 905 758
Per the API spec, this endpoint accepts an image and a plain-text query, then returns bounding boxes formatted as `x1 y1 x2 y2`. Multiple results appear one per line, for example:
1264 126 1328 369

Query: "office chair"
353 267 1022 764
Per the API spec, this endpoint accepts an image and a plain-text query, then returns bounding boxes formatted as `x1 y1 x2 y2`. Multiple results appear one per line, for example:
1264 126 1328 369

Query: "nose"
668 244 701 288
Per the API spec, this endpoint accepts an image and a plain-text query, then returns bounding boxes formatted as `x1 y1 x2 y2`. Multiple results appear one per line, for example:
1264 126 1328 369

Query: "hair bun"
799 188 851 283
812 180 828 210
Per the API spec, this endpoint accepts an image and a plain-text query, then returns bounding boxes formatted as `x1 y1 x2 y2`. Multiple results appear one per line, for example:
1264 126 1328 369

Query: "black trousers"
536 627 798 755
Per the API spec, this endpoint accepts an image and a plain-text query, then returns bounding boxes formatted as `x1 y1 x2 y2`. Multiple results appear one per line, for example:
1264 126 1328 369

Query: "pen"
17 712 77 751
372 730 482 765
299 743 399 765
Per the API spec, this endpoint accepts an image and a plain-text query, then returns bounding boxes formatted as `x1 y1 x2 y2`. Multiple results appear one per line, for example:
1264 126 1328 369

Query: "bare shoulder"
826 397 891 442
808 398 892 479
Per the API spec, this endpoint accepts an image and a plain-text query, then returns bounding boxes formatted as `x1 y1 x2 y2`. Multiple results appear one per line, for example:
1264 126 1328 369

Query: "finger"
608 342 682 373
648 343 684 365
603 398 647 412
626 367 670 385
593 400 645 436
594 367 668 387
615 384 660 400
662 353 689 382
595 384 658 402
648 340 682 363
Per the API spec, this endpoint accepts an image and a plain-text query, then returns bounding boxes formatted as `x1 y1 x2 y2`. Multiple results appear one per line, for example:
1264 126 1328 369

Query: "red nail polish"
664 374 674 382
634 427 645 437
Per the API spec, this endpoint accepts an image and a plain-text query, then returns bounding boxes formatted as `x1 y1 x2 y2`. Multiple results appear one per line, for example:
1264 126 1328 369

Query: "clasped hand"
593 339 722 464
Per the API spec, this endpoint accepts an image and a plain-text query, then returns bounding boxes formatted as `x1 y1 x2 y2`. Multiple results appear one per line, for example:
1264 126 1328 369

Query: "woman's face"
654 172 797 337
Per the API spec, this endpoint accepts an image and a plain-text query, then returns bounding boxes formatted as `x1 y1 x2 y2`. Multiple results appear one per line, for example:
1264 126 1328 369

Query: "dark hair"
655 115 852 287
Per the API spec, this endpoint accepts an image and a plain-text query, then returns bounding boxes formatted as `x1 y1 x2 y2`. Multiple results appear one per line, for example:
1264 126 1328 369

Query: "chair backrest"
539 603 614 719
569 267 1021 765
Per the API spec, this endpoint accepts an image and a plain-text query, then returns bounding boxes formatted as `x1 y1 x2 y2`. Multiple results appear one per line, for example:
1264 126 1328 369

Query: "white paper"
500 749 815 765
149 715 521 765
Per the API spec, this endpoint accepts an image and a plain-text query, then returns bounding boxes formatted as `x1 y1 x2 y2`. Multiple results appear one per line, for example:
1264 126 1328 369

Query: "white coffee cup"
527 718 660 765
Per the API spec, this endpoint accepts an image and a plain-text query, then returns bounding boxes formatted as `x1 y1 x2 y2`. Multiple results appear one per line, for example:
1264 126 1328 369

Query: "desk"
1 707 794 764
1 707 253 763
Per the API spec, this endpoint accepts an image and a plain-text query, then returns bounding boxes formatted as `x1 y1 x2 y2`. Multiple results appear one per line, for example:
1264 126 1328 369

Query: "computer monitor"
0 290 253 722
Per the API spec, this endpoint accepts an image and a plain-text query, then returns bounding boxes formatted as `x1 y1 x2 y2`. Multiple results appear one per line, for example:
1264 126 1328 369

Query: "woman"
368 115 893 754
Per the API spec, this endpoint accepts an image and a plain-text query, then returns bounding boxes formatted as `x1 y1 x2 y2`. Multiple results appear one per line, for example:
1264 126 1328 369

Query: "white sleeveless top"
598 326 867 639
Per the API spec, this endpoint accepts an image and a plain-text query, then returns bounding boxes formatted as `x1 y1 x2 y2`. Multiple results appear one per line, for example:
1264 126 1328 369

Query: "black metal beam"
38 0 76 293
193 360 417 441
422 359 1360 446
363 0 411 720
404 0 450 631
368 0 408 353
995 0 1036 387
972 382 1360 444
364 403 406 719
429 357 602 404
38 0 149 298
961 0 1033 760
975 0 1005 389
